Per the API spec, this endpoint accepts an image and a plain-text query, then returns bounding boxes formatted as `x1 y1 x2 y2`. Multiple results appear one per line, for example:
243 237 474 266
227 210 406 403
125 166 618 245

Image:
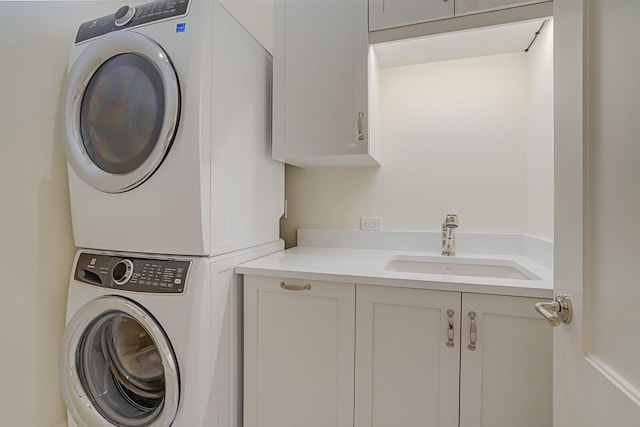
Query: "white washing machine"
59 241 282 427
60 0 283 256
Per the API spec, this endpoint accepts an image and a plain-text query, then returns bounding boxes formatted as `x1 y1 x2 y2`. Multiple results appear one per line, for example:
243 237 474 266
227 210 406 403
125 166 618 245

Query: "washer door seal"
59 296 180 427
60 31 180 193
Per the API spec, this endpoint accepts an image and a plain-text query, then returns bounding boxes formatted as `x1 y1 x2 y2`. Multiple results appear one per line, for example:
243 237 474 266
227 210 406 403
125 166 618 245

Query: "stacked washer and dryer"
57 1 283 426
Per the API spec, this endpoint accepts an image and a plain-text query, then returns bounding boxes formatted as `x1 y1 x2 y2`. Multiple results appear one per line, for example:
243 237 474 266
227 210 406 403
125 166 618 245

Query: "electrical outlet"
360 217 382 231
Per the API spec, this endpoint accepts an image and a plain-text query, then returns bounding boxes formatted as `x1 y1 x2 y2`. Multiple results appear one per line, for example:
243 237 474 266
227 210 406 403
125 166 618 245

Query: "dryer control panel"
75 252 190 294
76 0 190 43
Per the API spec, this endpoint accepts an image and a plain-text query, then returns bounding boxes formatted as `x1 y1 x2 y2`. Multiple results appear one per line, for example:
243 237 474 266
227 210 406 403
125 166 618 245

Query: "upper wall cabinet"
272 0 380 167
369 0 552 38
455 0 549 16
369 0 454 31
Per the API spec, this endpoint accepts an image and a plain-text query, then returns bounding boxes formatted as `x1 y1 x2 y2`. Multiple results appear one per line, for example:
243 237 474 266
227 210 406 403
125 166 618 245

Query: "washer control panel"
75 0 190 43
75 252 190 294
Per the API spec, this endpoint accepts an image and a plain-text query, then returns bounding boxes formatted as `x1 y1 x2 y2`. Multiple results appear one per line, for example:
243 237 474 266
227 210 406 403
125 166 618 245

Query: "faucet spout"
441 214 458 256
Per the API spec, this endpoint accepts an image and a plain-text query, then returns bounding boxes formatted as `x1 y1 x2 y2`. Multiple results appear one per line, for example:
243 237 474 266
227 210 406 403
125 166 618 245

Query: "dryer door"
61 31 180 193
59 296 179 427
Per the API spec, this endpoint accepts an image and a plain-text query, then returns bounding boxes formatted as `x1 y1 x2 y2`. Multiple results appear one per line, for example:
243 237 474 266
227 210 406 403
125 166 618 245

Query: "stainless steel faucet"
441 214 458 256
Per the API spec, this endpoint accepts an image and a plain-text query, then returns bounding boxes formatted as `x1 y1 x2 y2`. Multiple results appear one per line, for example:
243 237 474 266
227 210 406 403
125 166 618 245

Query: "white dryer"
59 241 282 427
60 0 283 256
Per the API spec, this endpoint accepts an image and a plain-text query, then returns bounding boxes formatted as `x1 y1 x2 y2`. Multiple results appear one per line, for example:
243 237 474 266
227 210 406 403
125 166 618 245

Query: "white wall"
282 51 547 246
0 2 124 426
219 0 274 54
526 20 554 241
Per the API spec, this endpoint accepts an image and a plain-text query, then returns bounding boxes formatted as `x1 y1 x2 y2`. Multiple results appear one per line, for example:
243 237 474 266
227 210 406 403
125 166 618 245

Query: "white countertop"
236 246 553 298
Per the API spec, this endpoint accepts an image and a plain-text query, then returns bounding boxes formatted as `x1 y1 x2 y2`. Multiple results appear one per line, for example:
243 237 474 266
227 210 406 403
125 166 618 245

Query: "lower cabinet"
354 285 460 427
243 276 355 427
459 293 553 427
244 276 552 427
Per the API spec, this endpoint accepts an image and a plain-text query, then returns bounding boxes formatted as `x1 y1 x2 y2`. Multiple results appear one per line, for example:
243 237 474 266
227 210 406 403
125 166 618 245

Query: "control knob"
112 259 134 285
114 5 136 27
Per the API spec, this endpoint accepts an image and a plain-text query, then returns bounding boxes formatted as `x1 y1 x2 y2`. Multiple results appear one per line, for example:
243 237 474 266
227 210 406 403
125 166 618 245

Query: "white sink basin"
385 255 540 280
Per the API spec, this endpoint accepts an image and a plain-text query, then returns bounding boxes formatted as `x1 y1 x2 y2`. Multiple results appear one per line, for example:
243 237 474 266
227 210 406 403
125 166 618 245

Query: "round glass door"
61 31 180 193
60 297 179 427
80 53 165 175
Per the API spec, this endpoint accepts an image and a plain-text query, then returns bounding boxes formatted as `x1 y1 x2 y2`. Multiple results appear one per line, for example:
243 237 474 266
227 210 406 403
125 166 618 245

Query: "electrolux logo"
176 23 186 33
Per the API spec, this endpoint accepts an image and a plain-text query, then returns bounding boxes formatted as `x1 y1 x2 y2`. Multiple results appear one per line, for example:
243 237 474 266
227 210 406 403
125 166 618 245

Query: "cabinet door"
455 0 549 16
355 285 461 427
460 293 552 427
369 0 454 31
272 0 376 167
244 276 355 427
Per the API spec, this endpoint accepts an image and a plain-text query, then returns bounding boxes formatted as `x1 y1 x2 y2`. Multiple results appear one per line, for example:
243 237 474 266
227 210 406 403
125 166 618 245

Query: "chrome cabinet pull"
280 282 311 291
357 112 365 141
446 309 455 348
467 311 477 351
535 293 573 327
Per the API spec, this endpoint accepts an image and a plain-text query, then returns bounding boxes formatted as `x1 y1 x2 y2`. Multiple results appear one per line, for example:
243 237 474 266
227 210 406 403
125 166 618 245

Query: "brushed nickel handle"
357 112 364 141
446 309 455 348
280 282 311 291
535 293 572 327
467 311 477 351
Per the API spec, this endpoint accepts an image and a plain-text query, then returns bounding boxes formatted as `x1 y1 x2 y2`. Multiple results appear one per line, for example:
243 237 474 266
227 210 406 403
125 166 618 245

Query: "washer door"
60 31 180 193
60 296 179 427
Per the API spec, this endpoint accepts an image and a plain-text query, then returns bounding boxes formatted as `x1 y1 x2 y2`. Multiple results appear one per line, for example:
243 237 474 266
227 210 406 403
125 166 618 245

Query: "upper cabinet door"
455 0 549 16
273 0 379 167
369 0 455 31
